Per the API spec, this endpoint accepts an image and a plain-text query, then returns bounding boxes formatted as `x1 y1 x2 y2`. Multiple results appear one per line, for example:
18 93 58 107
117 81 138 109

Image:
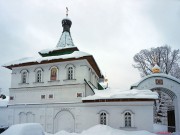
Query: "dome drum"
62 19 72 32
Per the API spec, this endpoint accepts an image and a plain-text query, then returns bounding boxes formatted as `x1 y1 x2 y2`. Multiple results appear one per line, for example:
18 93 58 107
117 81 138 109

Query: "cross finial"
66 7 69 17
153 54 158 66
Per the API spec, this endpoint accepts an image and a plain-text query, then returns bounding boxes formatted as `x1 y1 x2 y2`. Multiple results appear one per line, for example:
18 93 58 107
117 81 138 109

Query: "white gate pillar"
174 97 180 132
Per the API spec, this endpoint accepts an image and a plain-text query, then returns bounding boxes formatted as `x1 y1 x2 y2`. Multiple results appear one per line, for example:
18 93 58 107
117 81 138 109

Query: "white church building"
0 16 158 133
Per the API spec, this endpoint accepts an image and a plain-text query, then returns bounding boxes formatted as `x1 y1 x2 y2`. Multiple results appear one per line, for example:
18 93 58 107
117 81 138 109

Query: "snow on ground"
153 124 180 135
153 124 167 133
3 123 180 135
82 88 158 100
0 124 157 135
0 123 44 135
45 125 156 135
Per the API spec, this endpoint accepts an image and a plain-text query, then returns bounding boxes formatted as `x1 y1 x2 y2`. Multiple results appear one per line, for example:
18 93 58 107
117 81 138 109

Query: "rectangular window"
49 94 53 99
41 95 45 99
77 93 83 97
10 96 14 100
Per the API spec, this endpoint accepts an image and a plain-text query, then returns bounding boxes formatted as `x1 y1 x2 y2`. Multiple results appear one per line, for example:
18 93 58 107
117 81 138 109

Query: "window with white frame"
77 92 83 97
34 67 43 83
22 71 27 83
10 96 14 100
37 70 42 82
125 112 131 127
65 64 75 80
49 94 54 99
20 70 28 83
100 112 107 125
41 95 45 99
68 66 74 80
121 110 135 128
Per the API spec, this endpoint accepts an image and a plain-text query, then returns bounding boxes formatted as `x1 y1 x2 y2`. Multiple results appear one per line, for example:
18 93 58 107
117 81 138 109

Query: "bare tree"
133 45 180 78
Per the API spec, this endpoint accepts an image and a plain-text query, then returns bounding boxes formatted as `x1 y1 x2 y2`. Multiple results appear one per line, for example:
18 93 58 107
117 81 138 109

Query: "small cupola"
62 7 72 33
152 64 161 73
62 18 72 33
38 7 79 57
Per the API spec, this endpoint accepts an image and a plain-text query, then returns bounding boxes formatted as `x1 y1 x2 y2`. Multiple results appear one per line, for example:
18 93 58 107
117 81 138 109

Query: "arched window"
68 67 74 80
50 67 58 81
124 112 131 127
27 112 35 123
20 69 28 84
19 112 26 124
34 67 43 83
22 71 27 83
37 70 42 82
65 64 75 80
121 110 135 128
100 112 107 125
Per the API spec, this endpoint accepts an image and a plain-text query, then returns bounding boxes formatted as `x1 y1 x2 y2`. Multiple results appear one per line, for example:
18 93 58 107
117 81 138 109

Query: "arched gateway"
131 73 180 132
54 110 75 133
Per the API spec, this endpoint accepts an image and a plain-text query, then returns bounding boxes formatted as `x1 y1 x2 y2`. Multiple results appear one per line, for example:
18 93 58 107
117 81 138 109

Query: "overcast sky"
0 0 180 95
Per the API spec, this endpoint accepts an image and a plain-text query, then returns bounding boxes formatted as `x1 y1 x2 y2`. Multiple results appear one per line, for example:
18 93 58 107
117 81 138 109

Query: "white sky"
0 0 180 95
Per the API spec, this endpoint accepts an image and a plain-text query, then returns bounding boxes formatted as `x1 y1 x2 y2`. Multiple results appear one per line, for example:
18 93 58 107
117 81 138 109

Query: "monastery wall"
0 101 154 133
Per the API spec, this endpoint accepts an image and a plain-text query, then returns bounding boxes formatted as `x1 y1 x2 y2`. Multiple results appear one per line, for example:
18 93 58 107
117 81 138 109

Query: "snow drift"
0 123 44 135
46 125 156 135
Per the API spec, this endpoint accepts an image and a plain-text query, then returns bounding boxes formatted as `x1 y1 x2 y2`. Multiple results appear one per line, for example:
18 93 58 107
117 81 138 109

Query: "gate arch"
54 110 75 133
151 87 177 100
131 73 180 132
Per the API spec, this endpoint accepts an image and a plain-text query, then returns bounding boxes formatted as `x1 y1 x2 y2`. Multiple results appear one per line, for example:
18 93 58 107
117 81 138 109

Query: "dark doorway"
168 110 175 132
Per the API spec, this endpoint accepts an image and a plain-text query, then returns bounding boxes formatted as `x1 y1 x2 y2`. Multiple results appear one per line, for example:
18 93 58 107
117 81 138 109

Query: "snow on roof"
152 64 160 70
99 82 108 89
131 73 180 88
82 88 158 100
39 46 76 54
0 96 9 107
3 51 91 67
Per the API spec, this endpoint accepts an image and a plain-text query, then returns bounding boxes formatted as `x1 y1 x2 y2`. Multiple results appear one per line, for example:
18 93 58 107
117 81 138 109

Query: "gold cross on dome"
66 7 69 17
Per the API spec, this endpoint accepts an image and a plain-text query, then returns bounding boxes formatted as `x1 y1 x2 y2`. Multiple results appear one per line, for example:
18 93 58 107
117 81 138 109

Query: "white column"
174 97 179 132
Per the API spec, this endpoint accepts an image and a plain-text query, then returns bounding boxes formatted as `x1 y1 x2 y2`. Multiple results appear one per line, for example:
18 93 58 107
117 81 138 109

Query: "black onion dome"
62 18 72 32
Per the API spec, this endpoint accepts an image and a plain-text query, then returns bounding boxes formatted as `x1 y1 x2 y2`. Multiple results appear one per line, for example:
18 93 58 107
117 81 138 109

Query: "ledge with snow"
82 88 158 102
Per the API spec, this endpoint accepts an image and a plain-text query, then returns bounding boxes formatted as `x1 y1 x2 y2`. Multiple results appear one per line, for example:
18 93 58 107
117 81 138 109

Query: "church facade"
0 17 157 133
